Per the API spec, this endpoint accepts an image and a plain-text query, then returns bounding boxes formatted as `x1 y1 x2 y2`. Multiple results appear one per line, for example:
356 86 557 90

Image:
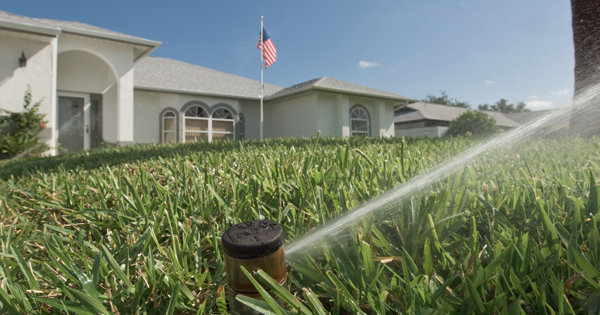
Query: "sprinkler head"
222 220 286 313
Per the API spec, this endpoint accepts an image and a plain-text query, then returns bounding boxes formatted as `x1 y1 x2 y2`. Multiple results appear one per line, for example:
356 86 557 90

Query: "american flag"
257 28 277 68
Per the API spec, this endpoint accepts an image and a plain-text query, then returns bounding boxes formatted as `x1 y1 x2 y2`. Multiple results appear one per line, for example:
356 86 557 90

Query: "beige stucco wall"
238 100 261 140
345 96 395 138
0 31 53 112
0 30 55 148
133 90 245 143
103 85 118 143
381 102 395 137
57 51 115 93
269 93 318 138
316 93 338 137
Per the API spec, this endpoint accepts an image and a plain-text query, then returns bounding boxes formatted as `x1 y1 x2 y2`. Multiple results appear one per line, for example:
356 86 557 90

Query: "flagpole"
260 16 264 141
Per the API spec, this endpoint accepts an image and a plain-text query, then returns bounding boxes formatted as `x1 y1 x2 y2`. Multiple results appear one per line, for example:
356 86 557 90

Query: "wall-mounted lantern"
19 51 27 67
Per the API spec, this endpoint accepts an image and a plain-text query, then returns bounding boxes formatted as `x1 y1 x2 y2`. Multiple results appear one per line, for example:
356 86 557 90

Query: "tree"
422 91 470 108
478 99 530 114
569 0 600 136
446 110 500 137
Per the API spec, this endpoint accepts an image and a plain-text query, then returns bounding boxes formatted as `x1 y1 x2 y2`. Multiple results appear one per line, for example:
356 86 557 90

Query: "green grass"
1 136 599 314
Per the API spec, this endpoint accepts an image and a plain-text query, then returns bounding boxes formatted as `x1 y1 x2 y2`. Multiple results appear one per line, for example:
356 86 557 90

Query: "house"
506 109 571 137
394 102 521 138
0 10 417 156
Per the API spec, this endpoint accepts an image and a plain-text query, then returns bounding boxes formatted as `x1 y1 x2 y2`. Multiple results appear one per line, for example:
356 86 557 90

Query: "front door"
58 93 90 153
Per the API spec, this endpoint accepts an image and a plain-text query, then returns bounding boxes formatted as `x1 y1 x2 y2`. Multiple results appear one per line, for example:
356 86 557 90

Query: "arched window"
162 110 177 143
184 105 209 142
350 106 370 136
211 107 235 141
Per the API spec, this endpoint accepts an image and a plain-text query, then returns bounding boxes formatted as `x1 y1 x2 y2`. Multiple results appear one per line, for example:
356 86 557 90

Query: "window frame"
183 105 210 143
350 105 370 137
159 107 179 143
162 110 177 143
210 107 235 141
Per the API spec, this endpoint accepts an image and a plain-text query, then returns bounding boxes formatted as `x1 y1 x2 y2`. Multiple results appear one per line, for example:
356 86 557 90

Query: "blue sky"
3 1 574 111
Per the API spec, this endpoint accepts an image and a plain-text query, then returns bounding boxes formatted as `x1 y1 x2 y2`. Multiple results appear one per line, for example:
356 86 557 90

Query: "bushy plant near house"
446 110 500 137
0 88 49 159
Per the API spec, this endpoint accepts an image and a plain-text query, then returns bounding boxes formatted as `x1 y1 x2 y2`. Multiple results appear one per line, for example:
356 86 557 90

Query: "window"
162 110 177 143
182 105 236 142
184 105 209 142
211 108 234 141
350 106 370 136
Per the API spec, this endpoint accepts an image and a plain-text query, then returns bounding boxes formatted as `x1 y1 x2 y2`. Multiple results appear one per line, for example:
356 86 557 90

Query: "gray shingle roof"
134 57 284 99
267 76 417 101
0 10 158 46
395 102 521 128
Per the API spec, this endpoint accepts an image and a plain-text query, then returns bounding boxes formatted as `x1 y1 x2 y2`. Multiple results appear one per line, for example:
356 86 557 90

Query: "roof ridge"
144 56 283 88
314 76 327 85
0 10 55 28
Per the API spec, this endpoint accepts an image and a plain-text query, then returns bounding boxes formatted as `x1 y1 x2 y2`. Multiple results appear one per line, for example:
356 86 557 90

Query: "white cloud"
358 61 380 69
526 95 538 100
550 89 569 96
525 100 555 110
485 80 496 84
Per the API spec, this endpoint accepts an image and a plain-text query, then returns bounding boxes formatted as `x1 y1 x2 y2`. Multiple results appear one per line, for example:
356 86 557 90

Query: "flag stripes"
257 28 277 68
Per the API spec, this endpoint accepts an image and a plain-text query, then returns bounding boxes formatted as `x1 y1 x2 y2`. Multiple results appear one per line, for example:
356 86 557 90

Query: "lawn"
0 136 599 314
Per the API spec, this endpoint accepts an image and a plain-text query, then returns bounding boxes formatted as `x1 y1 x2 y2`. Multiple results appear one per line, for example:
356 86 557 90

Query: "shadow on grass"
0 136 415 180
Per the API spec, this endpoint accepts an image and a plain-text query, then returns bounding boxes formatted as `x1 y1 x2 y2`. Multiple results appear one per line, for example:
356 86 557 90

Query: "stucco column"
336 95 350 137
374 101 393 137
49 36 58 156
116 69 134 146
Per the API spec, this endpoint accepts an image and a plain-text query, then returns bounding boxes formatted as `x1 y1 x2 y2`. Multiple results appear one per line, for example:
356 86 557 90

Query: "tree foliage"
446 110 500 136
0 87 49 159
422 90 470 108
478 98 530 114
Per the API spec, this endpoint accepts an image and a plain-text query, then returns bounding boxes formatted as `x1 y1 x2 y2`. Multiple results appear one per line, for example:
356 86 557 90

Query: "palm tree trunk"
570 0 600 136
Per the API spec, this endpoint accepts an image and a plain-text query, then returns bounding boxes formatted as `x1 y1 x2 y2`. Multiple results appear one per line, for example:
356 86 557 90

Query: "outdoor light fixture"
19 51 27 67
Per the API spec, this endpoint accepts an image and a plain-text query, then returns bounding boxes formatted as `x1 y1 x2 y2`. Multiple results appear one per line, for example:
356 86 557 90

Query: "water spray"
222 220 286 314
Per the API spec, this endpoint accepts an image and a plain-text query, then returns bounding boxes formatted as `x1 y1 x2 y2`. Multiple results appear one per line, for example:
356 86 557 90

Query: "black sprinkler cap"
222 220 284 259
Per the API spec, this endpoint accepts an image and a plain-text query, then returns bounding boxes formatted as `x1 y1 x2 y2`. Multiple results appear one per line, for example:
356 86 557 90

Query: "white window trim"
182 106 236 142
350 108 370 136
162 111 177 143
183 116 209 142
210 112 235 141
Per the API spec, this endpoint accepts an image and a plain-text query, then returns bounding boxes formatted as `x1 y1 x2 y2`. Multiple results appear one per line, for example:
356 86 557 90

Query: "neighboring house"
394 102 521 138
506 109 571 136
505 109 570 127
0 10 417 156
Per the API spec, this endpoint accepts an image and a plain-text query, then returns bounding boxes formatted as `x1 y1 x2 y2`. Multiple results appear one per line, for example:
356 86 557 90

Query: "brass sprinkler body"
222 220 285 314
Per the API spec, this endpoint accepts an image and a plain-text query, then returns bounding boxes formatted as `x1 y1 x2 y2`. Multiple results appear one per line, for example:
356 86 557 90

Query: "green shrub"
0 87 49 159
446 110 499 136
